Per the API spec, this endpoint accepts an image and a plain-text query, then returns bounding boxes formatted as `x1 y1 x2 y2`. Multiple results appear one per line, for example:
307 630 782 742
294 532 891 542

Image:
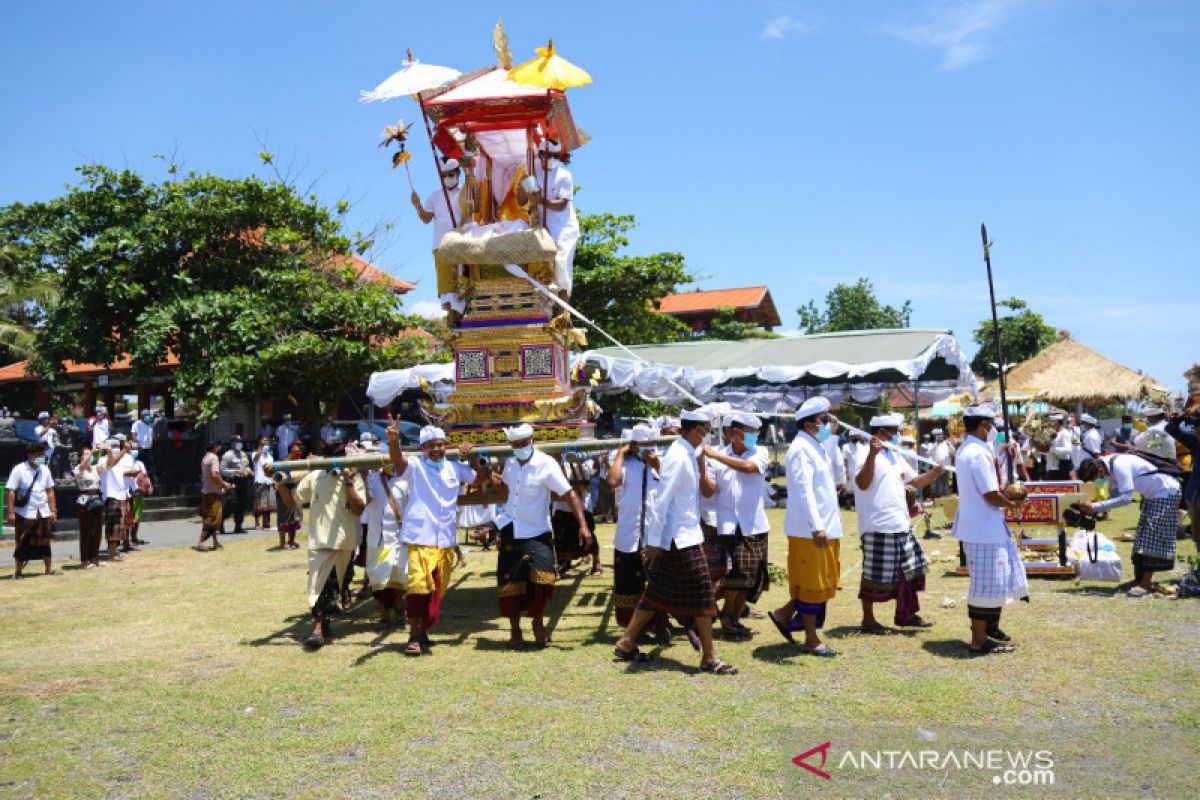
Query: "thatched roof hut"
982 338 1164 404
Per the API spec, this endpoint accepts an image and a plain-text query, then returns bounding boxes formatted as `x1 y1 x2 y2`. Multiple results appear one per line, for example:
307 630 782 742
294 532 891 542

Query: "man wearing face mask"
1079 414 1103 459
277 436 367 650
613 408 738 675
386 421 482 656
1132 406 1177 461
952 405 1028 656
493 423 591 649
850 413 944 633
606 424 668 638
411 156 467 318
219 435 253 534
703 413 771 638
1111 414 1135 448
7 442 58 578
130 409 156 483
524 137 578 300
768 397 842 657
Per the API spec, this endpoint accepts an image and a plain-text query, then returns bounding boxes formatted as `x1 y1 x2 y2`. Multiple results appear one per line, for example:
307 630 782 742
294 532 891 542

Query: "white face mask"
544 157 560 170
442 174 459 190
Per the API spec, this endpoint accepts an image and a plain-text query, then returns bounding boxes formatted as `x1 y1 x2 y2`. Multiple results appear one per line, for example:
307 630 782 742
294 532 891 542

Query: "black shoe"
923 530 943 540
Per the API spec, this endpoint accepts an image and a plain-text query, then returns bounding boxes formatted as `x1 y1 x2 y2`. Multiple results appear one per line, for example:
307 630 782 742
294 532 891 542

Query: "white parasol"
359 50 461 102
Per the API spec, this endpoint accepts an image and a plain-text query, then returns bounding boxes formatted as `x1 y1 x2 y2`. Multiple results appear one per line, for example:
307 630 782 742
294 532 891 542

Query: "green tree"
571 211 692 346
970 297 1060 379
699 306 779 341
0 247 58 359
0 163 433 420
796 277 912 334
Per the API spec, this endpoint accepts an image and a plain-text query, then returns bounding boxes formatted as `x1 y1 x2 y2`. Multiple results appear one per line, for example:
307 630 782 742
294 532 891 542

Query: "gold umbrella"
507 38 592 90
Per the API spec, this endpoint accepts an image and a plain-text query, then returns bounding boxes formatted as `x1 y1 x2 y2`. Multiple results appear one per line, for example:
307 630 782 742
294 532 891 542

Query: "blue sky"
2 1 1196 394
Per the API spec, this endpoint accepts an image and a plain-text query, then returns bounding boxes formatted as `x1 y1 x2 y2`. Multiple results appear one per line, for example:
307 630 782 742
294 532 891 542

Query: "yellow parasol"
507 38 592 90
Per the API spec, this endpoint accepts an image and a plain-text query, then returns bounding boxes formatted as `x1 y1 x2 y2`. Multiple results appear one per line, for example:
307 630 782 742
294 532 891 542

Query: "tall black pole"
981 223 1015 484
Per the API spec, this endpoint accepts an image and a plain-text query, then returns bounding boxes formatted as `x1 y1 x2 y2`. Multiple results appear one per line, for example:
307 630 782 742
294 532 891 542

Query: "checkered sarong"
103 498 126 543
963 539 1029 608
860 530 930 594
638 543 717 618
721 531 769 592
1134 494 1182 565
702 522 729 582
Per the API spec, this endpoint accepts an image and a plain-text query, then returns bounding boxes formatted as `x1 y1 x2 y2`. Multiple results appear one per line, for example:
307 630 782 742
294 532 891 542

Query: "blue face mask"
742 432 759 449
891 434 901 446
142 414 151 422
33 456 46 466
815 422 832 443
234 442 243 451
130 450 139 459
997 432 1007 443
421 455 444 469
513 445 534 461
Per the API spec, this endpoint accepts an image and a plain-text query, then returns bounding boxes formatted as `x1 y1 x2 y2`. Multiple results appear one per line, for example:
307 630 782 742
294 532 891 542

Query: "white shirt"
1095 454 1181 508
131 419 154 449
1135 422 1177 460
365 471 411 539
253 450 274 485
932 441 951 466
101 453 133 502
714 443 770 536
498 451 572 539
1082 427 1103 459
553 459 594 514
399 457 475 548
698 463 720 527
424 185 463 250
124 459 147 494
850 444 916 534
6 461 53 519
36 424 59 453
542 165 577 242
783 432 843 539
91 417 111 448
613 457 659 553
823 433 846 487
950 436 1008 544
1050 428 1074 467
276 422 299 458
641 437 700 551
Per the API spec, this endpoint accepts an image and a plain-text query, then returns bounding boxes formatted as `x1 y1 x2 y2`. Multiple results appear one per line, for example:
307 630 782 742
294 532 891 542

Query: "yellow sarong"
406 544 455 599
787 537 841 605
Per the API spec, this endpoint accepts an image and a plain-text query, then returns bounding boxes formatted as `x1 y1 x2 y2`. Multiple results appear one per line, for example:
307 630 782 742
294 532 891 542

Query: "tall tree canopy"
796 277 912 334
970 296 1060 379
571 211 692 346
0 163 433 420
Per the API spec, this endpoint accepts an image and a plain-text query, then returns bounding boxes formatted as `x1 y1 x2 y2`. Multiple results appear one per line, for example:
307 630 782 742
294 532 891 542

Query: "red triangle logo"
792 741 832 781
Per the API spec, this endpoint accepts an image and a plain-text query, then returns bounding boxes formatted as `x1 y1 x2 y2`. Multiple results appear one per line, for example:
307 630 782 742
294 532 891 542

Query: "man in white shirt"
613 409 738 675
34 412 62 478
526 137 579 299
768 397 842 657
362 459 410 629
275 414 300 459
552 455 601 576
277 441 367 650
1079 454 1182 597
850 413 944 633
130 409 156 482
1079 414 1104 459
411 156 466 316
704 412 771 638
951 405 1028 656
1048 415 1075 479
493 423 591 650
606 424 668 638
1132 406 1177 461
930 430 952 497
99 437 141 561
6 442 58 578
90 407 111 449
385 421 482 656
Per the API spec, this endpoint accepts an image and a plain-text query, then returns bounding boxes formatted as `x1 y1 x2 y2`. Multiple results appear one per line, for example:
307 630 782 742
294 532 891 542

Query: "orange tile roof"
327 253 416 293
0 353 182 384
657 286 770 314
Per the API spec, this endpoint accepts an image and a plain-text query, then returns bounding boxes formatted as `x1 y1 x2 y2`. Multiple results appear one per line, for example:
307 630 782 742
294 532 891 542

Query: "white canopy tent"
367 328 975 412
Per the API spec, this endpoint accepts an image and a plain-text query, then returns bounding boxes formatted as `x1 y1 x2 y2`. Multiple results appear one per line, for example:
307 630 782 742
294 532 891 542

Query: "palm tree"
0 247 58 359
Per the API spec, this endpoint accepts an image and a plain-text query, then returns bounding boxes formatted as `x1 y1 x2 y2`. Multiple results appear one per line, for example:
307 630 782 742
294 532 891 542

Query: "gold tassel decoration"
493 19 513 69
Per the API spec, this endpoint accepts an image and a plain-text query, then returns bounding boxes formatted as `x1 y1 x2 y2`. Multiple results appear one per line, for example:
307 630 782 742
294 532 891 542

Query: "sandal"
800 645 838 657
767 611 796 645
699 658 738 675
404 639 423 657
969 640 1014 656
613 646 653 663
303 631 325 650
1125 587 1152 598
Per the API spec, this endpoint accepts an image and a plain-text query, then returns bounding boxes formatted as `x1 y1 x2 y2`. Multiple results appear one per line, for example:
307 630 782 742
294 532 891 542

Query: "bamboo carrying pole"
269 436 678 482
981 223 1015 485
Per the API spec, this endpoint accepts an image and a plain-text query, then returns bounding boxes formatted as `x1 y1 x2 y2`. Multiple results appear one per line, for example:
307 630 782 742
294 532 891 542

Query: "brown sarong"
721 530 769 593
200 493 223 531
103 498 127 545
702 521 729 584
638 542 717 618
253 483 277 513
13 515 52 561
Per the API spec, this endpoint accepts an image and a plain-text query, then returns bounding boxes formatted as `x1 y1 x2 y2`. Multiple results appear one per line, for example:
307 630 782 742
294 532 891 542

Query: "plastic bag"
1066 529 1123 582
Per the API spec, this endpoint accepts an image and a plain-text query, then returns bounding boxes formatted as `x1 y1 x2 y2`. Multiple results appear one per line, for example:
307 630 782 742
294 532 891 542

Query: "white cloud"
761 14 820 40
880 0 1033 70
409 299 446 320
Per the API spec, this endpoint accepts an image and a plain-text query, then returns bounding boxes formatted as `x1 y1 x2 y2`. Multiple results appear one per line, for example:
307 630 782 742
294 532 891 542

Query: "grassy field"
1 503 1197 799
